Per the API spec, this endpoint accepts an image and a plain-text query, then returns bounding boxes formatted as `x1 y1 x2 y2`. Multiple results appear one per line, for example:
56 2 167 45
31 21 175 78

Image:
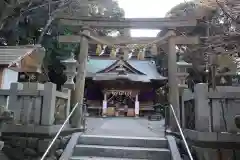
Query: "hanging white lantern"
61 53 77 89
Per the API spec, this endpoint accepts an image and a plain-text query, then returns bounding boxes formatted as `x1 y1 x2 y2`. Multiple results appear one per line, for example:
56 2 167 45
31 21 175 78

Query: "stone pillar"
179 88 184 128
167 32 179 131
41 83 56 125
194 83 210 131
181 89 194 129
8 83 23 123
135 94 139 117
71 0 89 128
22 83 44 125
102 93 107 117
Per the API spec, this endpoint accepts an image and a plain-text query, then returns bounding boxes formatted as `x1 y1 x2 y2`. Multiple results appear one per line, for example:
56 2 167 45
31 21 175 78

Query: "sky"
116 0 188 37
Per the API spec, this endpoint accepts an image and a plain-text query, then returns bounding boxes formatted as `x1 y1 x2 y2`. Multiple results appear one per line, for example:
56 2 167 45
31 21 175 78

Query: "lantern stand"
61 53 77 90
177 60 192 89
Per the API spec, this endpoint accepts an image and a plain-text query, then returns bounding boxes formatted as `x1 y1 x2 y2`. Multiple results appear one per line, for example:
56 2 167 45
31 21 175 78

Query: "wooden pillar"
168 32 179 131
102 93 107 117
135 94 139 117
71 0 89 128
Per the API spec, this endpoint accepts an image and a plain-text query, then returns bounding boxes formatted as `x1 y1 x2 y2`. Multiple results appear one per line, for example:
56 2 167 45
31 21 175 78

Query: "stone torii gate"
57 0 199 129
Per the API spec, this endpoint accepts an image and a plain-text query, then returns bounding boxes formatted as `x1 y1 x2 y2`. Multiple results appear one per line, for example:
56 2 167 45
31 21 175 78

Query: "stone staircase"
63 134 180 160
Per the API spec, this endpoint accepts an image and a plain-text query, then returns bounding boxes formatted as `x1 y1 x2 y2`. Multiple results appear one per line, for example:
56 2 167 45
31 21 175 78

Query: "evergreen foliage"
0 0 124 85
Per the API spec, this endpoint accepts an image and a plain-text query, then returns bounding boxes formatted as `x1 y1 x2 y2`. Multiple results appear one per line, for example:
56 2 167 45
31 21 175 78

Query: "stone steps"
78 135 168 148
70 156 148 160
70 135 171 160
73 145 170 159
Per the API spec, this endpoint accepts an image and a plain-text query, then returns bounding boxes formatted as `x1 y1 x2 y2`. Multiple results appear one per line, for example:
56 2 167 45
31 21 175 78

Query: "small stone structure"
182 83 240 132
0 82 71 135
181 83 240 160
0 82 77 160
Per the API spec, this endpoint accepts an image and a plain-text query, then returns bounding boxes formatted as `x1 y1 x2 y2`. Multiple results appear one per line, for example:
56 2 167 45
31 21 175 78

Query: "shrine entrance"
103 89 138 117
107 94 134 107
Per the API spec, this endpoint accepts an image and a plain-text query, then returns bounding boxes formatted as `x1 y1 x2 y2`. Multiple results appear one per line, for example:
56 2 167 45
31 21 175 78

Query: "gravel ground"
85 117 165 137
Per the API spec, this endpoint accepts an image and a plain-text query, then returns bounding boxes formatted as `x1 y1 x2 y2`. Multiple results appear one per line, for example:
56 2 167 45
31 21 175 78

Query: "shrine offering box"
107 107 115 116
127 108 135 117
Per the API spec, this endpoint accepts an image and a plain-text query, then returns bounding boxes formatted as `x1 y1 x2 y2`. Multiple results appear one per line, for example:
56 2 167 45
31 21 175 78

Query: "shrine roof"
87 59 115 73
0 45 44 65
1 45 45 73
86 58 166 81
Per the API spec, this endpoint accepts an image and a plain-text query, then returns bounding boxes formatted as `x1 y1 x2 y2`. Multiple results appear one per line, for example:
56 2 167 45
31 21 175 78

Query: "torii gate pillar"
167 32 180 131
71 0 89 128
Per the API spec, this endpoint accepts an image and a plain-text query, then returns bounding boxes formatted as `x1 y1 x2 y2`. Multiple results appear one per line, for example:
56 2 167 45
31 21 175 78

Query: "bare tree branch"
37 0 71 44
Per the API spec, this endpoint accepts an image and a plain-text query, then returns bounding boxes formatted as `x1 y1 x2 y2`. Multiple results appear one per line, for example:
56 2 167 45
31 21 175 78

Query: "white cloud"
116 0 188 37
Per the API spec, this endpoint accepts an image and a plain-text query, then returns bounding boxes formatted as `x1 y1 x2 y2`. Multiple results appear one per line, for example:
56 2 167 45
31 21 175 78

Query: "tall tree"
0 0 124 87
155 0 240 87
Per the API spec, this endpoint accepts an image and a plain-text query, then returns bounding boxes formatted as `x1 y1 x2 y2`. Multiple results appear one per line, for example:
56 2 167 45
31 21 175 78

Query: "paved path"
86 117 165 137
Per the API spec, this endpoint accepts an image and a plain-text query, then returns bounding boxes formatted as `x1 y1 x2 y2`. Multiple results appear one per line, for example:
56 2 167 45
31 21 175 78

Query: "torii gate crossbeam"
58 35 199 45
59 16 198 29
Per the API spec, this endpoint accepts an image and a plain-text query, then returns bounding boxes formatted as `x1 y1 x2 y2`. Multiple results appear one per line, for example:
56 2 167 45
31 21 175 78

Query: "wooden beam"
59 36 158 44
59 16 198 29
174 36 199 45
58 35 199 45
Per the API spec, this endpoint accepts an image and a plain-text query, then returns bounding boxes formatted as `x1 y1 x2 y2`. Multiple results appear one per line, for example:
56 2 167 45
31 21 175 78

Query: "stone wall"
182 83 240 132
181 84 240 160
193 146 240 160
1 135 71 160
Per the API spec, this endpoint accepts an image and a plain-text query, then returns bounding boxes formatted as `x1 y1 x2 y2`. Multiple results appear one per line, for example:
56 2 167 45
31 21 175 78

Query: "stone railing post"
22 83 44 125
41 82 56 125
194 83 209 131
181 89 194 129
62 88 71 119
8 83 23 123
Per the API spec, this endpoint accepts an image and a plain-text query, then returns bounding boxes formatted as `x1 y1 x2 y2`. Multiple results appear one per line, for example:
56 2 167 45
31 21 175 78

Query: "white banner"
135 101 139 115
102 100 107 114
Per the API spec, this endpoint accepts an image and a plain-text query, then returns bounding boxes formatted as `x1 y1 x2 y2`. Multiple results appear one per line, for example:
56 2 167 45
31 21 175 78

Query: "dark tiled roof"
129 59 166 80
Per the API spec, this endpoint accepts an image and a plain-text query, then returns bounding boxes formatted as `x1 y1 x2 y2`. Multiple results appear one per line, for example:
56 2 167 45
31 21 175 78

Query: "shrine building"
84 54 167 117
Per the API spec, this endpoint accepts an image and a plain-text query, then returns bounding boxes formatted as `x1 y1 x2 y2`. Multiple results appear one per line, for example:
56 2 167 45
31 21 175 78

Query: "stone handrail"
166 104 193 160
40 102 83 160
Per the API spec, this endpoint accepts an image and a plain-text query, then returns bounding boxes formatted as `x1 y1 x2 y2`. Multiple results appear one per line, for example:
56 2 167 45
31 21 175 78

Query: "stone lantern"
176 60 192 89
61 53 77 89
